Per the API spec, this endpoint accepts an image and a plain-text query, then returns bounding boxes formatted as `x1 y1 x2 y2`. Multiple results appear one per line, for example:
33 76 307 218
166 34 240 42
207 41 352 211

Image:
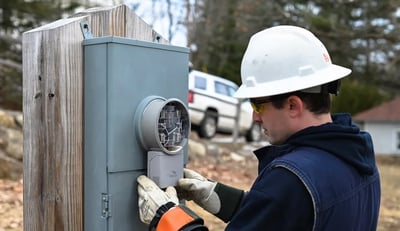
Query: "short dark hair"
270 91 331 114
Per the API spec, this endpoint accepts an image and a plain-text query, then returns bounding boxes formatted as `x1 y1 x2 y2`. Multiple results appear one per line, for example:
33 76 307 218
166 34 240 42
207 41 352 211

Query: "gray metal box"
83 36 189 231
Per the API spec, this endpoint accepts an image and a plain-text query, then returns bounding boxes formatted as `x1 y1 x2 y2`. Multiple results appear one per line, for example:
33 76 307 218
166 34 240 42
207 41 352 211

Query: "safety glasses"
250 98 274 114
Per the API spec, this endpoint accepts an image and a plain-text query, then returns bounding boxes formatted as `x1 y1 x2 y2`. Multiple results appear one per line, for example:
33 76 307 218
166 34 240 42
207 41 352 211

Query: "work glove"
177 168 220 214
177 168 244 222
137 175 179 225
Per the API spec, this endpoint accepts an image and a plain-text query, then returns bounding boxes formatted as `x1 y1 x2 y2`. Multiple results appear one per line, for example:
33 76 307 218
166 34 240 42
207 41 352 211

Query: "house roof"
353 97 400 122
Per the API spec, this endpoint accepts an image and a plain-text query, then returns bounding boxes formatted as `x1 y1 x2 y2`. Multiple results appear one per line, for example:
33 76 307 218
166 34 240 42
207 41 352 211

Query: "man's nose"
252 111 262 123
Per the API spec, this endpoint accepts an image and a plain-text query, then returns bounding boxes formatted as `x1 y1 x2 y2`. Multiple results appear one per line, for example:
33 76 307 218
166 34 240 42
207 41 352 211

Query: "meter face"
158 102 189 152
136 96 190 154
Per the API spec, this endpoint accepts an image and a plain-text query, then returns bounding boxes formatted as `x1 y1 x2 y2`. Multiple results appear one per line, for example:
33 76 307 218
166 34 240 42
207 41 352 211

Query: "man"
137 25 381 231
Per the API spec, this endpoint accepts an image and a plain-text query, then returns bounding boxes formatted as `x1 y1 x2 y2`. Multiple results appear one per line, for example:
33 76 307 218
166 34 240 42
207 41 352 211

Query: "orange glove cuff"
156 205 206 231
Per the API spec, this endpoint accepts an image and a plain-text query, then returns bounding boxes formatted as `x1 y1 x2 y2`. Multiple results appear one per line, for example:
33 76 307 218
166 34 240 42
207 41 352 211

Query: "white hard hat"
234 25 351 98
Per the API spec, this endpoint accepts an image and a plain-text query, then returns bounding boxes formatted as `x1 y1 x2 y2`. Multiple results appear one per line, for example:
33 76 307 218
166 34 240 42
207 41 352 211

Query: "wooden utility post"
22 5 168 230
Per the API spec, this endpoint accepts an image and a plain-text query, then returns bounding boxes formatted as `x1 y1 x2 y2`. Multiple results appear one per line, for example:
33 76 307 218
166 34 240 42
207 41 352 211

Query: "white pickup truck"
188 70 262 142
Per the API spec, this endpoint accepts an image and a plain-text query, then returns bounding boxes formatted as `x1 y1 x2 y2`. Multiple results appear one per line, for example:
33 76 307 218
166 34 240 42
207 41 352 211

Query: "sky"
87 0 187 46
123 0 188 47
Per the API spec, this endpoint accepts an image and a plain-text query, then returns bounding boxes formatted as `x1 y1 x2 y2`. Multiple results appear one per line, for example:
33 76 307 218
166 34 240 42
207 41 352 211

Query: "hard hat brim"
234 64 351 99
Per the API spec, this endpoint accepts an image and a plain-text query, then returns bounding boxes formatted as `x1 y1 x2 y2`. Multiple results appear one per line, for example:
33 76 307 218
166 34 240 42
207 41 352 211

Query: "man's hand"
137 175 179 224
177 168 221 214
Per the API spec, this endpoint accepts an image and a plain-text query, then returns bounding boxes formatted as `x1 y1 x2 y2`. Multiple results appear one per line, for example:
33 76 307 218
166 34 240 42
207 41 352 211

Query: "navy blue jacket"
224 113 381 230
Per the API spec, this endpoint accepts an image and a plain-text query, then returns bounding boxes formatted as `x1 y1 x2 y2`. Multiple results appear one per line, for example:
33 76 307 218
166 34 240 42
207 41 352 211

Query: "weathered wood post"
22 5 169 230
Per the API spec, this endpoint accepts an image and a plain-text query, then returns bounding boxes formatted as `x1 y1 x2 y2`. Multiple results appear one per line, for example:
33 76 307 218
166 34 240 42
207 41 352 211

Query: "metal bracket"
80 21 93 39
101 193 111 219
152 31 162 43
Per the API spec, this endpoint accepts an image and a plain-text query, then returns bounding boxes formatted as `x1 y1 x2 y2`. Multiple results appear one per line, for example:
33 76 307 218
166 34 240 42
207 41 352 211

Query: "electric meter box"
83 36 190 231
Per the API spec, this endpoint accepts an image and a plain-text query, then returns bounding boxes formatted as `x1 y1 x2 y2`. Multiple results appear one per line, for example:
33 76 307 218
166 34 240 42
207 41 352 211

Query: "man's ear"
287 95 303 117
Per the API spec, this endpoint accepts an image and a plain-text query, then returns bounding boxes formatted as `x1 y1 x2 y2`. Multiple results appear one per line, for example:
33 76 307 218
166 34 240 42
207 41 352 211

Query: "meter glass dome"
136 96 190 155
158 102 189 152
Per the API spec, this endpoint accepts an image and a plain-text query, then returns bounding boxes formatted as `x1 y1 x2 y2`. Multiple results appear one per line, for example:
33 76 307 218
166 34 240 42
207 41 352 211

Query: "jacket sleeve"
225 167 314 231
213 183 245 222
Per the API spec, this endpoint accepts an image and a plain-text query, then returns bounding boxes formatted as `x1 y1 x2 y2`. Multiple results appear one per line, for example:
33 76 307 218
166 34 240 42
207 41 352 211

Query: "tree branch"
0 59 22 72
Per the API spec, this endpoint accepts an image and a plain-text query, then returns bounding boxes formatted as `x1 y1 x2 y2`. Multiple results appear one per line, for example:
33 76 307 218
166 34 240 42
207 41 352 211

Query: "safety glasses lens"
250 102 264 114
250 98 273 114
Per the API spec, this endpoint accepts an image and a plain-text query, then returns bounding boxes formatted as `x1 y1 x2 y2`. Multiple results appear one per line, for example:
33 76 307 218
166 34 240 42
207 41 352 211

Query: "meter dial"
135 96 190 154
158 103 187 151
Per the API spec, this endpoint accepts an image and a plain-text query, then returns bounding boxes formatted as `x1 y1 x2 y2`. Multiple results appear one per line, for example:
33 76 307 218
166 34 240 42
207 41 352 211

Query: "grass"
377 156 400 231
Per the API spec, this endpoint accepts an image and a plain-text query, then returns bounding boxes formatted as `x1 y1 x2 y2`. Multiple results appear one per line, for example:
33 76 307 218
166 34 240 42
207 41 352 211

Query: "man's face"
250 97 292 145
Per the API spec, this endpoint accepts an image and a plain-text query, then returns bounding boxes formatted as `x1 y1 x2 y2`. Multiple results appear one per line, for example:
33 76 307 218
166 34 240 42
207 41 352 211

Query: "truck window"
215 81 229 96
194 76 207 90
227 86 237 97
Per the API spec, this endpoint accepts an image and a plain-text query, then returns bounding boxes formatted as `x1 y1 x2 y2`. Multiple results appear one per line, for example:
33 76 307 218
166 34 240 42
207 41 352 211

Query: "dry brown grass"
376 156 400 231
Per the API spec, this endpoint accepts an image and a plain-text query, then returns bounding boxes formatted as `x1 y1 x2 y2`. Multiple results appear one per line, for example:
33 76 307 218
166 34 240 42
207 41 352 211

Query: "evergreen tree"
187 0 398 113
332 79 389 115
0 0 87 110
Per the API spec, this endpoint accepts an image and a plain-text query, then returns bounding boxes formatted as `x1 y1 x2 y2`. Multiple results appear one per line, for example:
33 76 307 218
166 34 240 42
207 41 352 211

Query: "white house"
353 97 400 155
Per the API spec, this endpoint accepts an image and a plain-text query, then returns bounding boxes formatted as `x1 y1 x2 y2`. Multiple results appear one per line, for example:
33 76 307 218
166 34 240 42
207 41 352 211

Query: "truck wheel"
198 112 217 139
246 122 262 142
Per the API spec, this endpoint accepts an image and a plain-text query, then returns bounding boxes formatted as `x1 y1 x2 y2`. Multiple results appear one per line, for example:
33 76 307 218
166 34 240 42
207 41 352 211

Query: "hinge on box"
101 193 111 219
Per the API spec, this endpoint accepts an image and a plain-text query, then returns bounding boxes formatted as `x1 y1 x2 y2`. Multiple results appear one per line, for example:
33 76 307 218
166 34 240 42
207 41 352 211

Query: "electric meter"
135 96 190 188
